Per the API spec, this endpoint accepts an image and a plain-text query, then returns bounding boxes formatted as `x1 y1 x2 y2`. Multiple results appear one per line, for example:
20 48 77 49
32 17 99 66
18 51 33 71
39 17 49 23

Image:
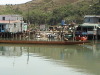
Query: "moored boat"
75 36 87 41
0 40 89 45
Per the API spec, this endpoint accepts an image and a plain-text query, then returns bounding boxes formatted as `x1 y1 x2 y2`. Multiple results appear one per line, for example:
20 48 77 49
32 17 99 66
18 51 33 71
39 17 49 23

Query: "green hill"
0 0 99 25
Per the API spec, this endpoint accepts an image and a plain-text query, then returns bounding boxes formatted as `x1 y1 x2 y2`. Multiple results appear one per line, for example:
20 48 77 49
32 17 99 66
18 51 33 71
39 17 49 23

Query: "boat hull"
75 36 87 41
0 40 89 45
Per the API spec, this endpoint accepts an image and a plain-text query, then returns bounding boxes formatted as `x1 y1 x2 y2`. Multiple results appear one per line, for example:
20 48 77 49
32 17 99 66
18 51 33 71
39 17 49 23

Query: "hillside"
0 0 97 14
0 0 99 13
0 0 99 25
0 0 80 13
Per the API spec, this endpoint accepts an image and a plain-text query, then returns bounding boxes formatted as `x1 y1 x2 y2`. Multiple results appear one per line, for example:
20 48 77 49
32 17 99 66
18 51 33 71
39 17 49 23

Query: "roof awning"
84 15 100 18
0 20 21 24
79 23 100 27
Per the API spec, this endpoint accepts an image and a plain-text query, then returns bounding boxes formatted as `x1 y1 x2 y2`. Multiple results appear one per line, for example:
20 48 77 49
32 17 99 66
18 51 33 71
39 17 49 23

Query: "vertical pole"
25 3 30 26
73 27 75 41
20 34 21 40
21 18 22 32
28 5 30 26
9 19 10 32
61 26 64 41
96 27 97 40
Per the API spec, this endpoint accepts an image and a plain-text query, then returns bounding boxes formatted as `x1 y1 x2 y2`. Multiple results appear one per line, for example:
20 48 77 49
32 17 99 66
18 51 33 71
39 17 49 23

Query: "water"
0 43 100 75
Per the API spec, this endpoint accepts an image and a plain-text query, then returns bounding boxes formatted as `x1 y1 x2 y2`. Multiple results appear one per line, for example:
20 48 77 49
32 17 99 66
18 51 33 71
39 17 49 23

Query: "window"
2 25 4 30
2 17 5 20
14 23 16 27
87 18 90 22
99 18 100 22
20 23 22 27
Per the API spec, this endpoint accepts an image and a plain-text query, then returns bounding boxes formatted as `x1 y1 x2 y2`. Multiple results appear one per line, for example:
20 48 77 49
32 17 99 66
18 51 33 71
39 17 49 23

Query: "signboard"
93 30 97 35
40 24 45 30
87 31 94 34
87 31 97 35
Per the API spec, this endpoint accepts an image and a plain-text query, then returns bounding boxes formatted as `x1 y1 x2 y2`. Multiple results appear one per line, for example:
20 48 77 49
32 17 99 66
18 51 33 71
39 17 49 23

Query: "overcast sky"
0 0 32 5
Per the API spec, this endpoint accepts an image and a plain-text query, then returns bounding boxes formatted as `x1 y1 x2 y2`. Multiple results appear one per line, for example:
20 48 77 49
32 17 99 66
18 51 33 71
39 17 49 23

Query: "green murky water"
0 43 100 75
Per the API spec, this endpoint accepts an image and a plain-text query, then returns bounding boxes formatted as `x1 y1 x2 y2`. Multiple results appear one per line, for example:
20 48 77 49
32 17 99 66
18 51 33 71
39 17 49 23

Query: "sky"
0 0 32 5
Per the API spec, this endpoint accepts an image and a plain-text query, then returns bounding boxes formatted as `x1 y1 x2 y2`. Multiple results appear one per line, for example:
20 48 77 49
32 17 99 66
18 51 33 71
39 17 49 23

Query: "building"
84 15 100 23
76 15 100 39
0 15 27 33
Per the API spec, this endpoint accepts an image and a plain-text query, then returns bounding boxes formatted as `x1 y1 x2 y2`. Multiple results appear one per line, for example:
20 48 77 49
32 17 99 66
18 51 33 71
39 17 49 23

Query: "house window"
88 18 90 22
2 17 5 20
14 23 16 27
2 25 4 30
87 18 90 22
20 23 22 27
99 18 100 23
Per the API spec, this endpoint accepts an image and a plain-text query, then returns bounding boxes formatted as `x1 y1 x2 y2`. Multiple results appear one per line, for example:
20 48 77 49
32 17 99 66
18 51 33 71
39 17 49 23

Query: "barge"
0 40 89 45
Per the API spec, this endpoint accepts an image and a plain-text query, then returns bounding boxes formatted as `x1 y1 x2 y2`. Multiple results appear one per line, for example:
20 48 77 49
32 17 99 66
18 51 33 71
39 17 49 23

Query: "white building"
84 15 100 23
76 15 100 38
0 15 27 33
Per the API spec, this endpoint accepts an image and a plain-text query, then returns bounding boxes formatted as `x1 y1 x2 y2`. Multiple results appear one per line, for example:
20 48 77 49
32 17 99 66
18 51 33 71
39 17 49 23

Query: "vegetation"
0 0 100 26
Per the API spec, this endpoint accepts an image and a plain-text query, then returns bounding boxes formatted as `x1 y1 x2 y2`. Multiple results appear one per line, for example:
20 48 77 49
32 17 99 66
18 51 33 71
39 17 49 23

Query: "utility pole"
28 6 30 25
25 3 30 25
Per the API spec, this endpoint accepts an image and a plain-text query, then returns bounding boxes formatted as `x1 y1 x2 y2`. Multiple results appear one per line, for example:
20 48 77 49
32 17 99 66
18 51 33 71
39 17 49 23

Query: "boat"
75 36 87 41
36 35 41 38
64 34 73 40
0 40 89 45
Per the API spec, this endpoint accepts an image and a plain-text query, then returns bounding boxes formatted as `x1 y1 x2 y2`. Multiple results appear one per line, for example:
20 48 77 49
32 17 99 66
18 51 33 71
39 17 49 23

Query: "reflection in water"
0 44 100 75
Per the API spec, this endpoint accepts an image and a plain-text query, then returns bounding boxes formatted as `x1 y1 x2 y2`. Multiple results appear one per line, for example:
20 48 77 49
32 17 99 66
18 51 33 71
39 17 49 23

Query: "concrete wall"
84 17 100 23
0 15 23 21
5 21 25 32
0 15 27 33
